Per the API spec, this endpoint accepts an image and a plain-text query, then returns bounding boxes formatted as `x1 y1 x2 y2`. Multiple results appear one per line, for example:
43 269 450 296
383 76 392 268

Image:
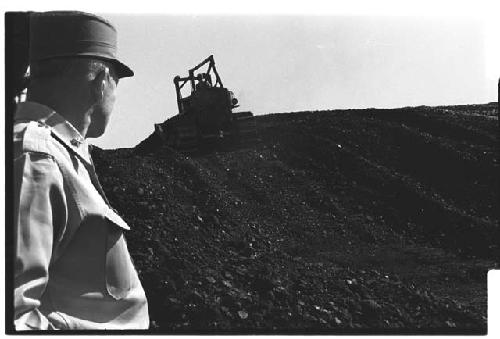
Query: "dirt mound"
92 103 498 333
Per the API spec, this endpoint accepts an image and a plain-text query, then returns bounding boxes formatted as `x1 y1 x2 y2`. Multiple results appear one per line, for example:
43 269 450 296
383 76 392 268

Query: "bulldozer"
150 55 256 153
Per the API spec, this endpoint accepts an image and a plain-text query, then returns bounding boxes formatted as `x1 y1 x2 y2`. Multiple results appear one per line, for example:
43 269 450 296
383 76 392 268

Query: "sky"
1 1 498 150
90 13 499 149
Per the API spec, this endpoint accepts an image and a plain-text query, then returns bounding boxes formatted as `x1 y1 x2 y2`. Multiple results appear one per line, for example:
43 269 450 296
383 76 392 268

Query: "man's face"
87 66 119 138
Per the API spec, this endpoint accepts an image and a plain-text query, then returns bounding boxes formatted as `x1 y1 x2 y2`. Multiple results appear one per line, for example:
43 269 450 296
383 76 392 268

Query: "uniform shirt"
13 101 149 330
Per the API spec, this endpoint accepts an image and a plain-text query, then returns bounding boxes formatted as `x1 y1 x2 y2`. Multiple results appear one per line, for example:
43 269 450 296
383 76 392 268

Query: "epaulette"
49 129 90 166
21 121 53 154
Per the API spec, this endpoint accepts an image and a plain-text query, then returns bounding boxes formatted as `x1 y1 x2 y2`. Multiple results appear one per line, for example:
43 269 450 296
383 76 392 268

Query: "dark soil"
92 103 499 334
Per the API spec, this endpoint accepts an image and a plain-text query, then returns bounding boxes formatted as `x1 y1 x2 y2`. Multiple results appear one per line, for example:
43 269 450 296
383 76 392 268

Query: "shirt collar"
15 101 92 165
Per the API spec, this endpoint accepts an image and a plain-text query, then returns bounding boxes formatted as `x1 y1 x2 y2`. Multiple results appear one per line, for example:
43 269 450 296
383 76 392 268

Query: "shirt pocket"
104 209 138 300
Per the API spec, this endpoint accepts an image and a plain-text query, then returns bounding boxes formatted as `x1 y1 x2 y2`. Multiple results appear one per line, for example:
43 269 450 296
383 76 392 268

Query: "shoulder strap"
21 121 52 154
50 130 111 206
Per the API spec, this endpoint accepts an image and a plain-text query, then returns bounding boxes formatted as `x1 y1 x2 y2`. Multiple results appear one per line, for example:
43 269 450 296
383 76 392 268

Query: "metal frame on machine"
173 55 224 114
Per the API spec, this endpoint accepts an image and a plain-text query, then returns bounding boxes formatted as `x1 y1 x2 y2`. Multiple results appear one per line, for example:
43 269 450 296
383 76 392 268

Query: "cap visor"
113 59 134 78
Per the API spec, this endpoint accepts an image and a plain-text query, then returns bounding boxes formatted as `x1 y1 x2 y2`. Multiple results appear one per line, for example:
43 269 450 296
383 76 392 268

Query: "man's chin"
86 127 106 139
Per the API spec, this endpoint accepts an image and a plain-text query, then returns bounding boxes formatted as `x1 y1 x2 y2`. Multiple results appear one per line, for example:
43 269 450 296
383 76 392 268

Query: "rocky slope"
92 103 498 334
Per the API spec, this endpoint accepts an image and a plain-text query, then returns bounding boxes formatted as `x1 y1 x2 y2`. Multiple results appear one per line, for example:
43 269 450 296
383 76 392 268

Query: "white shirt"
13 101 149 330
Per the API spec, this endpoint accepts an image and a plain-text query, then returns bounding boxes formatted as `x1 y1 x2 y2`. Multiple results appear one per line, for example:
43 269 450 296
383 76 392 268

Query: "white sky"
1 0 499 149
90 13 498 149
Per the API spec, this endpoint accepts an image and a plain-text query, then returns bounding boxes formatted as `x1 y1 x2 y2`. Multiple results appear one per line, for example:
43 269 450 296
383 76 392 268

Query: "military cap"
29 11 133 78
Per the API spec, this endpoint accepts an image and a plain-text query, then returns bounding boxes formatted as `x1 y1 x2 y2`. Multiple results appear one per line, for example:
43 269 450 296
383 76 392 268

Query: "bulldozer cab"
174 56 238 118
145 55 256 153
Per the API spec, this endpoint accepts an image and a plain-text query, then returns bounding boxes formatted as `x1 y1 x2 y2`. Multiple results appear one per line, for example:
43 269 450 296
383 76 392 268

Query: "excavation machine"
150 55 256 152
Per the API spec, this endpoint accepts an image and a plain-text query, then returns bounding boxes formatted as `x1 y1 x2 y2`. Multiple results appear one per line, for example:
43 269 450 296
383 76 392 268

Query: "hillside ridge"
93 103 498 333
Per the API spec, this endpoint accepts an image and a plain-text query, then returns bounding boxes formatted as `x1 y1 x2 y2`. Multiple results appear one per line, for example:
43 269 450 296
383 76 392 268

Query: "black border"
5 11 18 335
4 12 497 336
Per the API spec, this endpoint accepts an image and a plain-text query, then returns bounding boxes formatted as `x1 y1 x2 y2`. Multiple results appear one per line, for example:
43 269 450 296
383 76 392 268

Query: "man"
13 11 149 330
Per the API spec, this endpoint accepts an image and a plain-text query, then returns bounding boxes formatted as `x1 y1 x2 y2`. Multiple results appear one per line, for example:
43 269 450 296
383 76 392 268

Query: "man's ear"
91 68 108 101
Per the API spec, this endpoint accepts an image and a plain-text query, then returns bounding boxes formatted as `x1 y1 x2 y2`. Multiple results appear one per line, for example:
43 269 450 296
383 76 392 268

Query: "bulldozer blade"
233 112 258 144
171 122 198 151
